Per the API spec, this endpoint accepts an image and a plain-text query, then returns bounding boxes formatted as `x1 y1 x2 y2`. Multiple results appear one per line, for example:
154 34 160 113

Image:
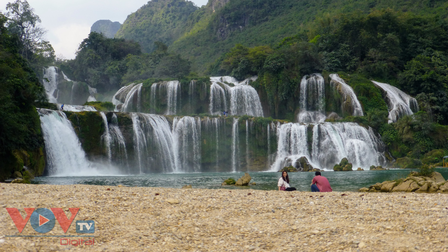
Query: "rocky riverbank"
360 172 448 193
1 183 448 251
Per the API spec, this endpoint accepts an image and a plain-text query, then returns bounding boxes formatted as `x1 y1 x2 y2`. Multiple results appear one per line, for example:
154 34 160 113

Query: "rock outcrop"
333 158 353 171
235 173 251 186
359 172 448 193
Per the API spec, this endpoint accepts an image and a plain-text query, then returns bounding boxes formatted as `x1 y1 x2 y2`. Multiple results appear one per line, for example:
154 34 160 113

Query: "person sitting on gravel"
311 171 332 192
278 171 296 191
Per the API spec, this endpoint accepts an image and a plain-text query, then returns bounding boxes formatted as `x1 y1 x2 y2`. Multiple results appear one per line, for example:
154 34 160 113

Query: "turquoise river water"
33 169 448 192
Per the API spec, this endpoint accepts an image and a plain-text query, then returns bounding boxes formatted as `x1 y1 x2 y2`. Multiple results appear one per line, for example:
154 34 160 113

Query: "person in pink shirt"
310 171 332 192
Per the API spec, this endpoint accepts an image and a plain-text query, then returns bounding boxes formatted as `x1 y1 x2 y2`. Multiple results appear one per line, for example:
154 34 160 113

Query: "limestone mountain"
115 0 198 53
117 0 448 73
91 20 122 38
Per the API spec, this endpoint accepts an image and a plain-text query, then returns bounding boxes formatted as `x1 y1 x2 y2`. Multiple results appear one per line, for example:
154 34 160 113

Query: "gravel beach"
1 183 447 251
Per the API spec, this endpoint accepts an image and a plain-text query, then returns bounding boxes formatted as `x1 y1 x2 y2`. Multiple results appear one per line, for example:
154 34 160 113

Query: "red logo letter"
6 208 35 233
51 208 79 233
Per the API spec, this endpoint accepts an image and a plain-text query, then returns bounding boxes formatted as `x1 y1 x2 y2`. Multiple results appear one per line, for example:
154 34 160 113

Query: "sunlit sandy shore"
1 183 447 251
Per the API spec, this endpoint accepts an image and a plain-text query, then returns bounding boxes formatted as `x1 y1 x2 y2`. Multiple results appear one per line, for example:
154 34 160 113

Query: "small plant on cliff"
417 164 435 177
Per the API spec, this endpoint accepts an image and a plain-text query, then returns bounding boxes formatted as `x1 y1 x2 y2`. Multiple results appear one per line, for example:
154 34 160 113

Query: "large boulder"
380 181 396 192
437 182 448 193
333 158 352 171
392 180 419 192
235 173 251 186
294 157 314 172
370 165 386 170
430 172 445 183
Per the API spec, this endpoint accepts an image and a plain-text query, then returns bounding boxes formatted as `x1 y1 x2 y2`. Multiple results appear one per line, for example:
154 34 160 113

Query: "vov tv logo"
6 208 95 234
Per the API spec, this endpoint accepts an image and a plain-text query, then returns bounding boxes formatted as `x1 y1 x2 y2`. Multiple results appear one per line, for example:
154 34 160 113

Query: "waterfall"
112 83 140 111
270 122 386 171
209 76 263 117
121 83 143 112
372 81 419 123
131 113 178 173
329 74 364 116
109 114 128 170
246 120 250 169
150 81 181 115
271 123 311 171
231 118 239 172
173 116 202 172
298 74 326 123
43 66 59 103
209 82 228 115
100 112 112 162
214 118 220 171
39 110 110 176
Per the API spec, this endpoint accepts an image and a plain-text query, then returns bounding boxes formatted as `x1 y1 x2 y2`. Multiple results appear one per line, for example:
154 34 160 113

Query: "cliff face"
90 20 122 38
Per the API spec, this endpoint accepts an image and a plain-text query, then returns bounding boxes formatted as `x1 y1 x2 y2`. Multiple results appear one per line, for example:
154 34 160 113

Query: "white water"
59 104 97 112
43 66 59 103
131 113 179 173
109 113 128 169
329 74 364 116
231 117 239 172
246 120 250 169
372 81 419 123
270 122 386 171
173 116 202 172
39 110 114 176
100 112 112 162
297 74 326 123
209 76 264 117
121 83 143 112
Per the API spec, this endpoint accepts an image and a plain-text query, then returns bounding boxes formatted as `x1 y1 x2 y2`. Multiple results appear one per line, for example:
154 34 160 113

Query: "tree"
5 0 46 60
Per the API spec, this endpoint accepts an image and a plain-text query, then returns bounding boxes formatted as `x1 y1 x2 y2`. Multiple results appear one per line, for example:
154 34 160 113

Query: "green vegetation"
115 0 198 53
85 101 115 112
59 33 191 94
0 12 47 181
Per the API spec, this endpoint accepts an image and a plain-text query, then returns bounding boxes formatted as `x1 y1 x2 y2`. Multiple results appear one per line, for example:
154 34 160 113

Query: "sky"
0 0 208 59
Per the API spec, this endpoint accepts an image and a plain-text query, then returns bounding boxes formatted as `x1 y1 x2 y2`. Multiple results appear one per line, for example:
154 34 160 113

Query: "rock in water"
235 173 251 186
295 156 314 171
182 185 192 189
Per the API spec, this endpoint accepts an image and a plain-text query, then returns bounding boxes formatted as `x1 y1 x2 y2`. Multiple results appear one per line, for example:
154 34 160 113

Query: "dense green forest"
59 33 191 94
0 11 47 181
115 0 448 73
115 0 198 53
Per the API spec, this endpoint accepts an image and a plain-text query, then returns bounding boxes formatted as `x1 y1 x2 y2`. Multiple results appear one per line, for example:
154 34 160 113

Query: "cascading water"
131 113 178 173
150 81 181 115
329 74 364 116
43 66 59 103
231 118 240 172
209 76 264 117
270 122 386 171
297 74 326 123
100 112 112 162
39 110 108 176
109 113 129 170
209 82 228 115
113 83 139 111
173 116 202 172
119 83 143 112
372 81 419 123
246 120 250 169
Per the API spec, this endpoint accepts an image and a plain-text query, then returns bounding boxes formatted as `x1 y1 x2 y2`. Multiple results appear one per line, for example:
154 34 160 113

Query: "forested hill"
116 0 448 73
115 0 198 53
